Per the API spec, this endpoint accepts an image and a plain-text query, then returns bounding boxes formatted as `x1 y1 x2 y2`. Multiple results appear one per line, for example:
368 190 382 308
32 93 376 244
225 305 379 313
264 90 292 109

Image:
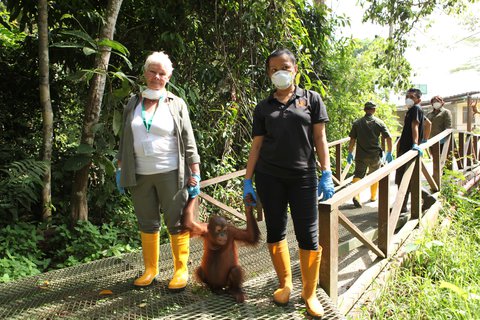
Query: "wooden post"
318 203 339 303
474 135 479 163
411 156 422 220
467 134 473 168
459 132 465 170
335 144 342 184
467 95 472 132
378 175 390 256
432 141 441 191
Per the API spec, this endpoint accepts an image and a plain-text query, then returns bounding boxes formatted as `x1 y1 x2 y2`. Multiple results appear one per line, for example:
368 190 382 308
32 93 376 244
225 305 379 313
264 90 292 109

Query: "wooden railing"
198 129 480 303
318 128 480 302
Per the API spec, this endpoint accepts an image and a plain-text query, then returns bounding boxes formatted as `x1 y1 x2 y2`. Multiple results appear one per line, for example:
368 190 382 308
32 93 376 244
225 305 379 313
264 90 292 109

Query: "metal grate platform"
0 220 345 319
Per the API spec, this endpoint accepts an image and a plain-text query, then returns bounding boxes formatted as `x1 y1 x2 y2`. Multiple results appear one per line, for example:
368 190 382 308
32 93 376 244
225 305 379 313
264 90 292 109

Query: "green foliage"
356 178 480 319
48 219 138 268
0 160 48 222
0 209 142 282
0 4 26 49
0 223 49 283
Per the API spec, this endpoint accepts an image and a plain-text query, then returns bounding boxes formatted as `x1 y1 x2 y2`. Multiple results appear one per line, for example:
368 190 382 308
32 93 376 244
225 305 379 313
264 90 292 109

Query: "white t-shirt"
131 101 179 174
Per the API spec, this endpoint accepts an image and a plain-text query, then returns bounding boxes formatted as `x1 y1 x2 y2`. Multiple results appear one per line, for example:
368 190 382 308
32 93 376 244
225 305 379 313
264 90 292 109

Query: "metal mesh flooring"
0 220 345 320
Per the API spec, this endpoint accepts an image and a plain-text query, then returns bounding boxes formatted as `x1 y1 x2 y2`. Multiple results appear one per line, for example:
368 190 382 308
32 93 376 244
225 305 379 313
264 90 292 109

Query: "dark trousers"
255 170 318 250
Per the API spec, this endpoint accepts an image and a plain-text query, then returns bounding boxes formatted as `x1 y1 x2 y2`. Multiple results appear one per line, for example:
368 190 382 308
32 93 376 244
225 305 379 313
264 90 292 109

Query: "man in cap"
347 101 393 208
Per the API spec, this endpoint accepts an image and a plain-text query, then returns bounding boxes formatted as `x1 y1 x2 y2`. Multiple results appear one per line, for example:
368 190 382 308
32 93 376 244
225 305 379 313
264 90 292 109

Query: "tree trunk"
38 0 53 221
70 0 124 222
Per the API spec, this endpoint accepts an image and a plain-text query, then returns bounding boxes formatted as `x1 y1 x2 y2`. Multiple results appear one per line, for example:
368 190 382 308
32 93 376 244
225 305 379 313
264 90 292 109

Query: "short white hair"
144 51 173 76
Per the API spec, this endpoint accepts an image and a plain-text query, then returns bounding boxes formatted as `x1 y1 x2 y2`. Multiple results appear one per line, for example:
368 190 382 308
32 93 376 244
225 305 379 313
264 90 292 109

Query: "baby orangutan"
182 192 260 303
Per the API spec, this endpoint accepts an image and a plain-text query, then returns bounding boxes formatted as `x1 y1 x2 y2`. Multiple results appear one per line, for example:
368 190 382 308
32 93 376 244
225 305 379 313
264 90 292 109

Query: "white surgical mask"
405 98 415 109
142 88 165 100
433 102 442 109
271 70 293 90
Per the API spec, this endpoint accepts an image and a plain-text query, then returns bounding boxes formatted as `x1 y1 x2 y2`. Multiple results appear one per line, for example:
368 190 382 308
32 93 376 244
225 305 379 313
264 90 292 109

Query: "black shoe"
352 197 362 208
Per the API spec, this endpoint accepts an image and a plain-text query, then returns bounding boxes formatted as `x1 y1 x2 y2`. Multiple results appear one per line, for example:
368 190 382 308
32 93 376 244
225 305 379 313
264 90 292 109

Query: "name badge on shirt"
142 138 155 156
296 97 308 109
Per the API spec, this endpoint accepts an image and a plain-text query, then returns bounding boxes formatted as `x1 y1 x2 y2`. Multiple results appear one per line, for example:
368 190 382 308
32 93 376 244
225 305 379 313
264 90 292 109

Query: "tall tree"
70 0 123 222
38 0 53 221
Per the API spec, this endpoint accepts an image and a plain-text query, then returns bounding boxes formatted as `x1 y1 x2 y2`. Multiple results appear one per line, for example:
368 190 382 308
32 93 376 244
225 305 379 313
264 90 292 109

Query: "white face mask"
142 88 165 100
433 102 442 109
405 98 415 109
271 70 293 90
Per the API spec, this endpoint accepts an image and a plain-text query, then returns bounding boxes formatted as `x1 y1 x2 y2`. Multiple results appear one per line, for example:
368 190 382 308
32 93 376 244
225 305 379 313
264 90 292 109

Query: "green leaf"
83 47 97 56
64 154 91 171
425 240 444 249
97 39 130 56
50 42 86 49
440 281 467 298
59 30 96 48
77 144 95 154
404 243 419 253
113 109 122 136
60 14 74 20
92 123 104 133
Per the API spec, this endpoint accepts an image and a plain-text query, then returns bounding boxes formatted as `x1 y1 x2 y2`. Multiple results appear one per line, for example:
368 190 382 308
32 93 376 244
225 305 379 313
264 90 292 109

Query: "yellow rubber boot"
168 231 190 291
352 177 362 208
134 232 159 287
268 239 292 305
370 182 379 201
299 248 324 318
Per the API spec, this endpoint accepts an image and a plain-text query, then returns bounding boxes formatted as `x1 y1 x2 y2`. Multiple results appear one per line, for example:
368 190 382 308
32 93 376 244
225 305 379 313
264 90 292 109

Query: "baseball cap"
364 101 377 108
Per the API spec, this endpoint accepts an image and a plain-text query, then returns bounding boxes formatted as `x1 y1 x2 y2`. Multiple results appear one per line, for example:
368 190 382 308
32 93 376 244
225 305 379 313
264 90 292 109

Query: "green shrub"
0 159 48 222
0 223 50 283
46 216 141 269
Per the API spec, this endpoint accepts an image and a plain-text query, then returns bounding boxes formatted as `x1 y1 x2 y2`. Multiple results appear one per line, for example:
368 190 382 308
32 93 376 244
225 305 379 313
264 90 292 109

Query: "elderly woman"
243 48 334 318
116 51 201 291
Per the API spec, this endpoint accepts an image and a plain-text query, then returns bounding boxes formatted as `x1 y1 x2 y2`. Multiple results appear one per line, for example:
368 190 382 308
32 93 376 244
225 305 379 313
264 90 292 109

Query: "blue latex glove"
346 152 354 164
385 152 394 163
187 174 201 198
243 179 257 206
412 144 423 157
115 169 124 194
317 170 335 201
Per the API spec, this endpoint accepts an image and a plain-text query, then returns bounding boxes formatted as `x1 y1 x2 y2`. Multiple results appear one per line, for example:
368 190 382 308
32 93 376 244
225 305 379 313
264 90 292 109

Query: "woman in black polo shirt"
243 49 334 318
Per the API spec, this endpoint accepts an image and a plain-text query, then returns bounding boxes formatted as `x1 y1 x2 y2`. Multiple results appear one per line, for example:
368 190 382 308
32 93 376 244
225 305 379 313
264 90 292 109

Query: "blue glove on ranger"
317 170 335 201
243 179 257 206
346 152 354 164
115 169 125 194
412 144 423 157
187 174 201 198
385 152 394 163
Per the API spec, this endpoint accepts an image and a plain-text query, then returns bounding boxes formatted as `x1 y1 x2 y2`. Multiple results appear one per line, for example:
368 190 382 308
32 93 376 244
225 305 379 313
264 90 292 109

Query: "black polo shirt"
398 105 424 156
252 86 329 178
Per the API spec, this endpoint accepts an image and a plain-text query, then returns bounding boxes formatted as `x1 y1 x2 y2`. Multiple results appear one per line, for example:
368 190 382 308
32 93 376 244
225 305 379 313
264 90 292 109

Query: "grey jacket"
117 92 200 188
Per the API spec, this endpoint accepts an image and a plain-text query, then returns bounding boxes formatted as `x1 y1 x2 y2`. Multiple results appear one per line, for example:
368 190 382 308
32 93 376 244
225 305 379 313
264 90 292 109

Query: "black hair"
407 88 422 98
265 49 296 71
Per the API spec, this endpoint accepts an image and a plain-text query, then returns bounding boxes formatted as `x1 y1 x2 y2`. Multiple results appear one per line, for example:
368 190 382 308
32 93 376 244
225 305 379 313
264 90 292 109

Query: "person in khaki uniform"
426 95 452 153
347 101 393 208
116 51 201 291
